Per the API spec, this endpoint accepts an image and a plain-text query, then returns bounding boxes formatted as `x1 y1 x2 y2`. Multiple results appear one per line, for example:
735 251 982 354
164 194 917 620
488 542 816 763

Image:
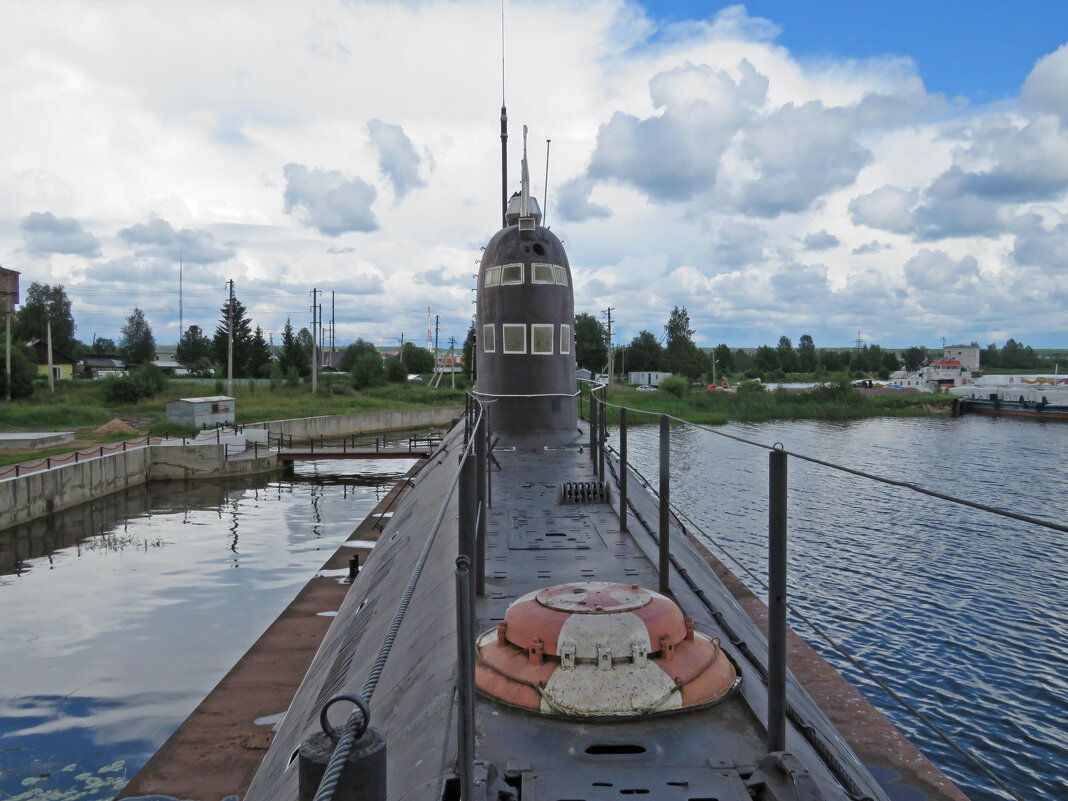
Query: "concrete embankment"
0 405 462 532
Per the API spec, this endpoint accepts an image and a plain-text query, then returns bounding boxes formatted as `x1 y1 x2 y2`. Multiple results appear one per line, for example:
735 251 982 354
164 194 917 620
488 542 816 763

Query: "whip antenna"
543 139 551 227
500 0 508 227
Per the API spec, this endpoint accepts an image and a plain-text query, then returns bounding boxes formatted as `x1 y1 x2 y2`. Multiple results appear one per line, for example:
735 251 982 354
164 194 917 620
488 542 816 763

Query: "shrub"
659 375 689 397
352 353 386 389
385 356 407 383
736 379 767 395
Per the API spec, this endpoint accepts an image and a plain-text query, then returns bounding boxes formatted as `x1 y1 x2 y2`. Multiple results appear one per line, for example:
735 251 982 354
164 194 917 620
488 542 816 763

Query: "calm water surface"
0 458 415 801
620 415 1067 801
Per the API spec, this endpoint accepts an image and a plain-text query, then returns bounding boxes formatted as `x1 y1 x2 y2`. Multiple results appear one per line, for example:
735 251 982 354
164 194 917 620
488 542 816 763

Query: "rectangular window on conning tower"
500 263 524 285
531 324 554 354
553 265 568 286
485 266 501 287
482 324 495 353
560 324 571 355
503 324 526 353
532 263 555 284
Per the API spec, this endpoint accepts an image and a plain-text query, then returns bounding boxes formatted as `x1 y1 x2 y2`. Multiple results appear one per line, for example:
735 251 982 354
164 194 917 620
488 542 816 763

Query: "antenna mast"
543 139 551 226
500 0 508 227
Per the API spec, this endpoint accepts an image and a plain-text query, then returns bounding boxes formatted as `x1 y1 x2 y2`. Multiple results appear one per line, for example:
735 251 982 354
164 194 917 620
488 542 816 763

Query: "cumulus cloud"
851 240 889 255
1011 213 1068 268
556 175 612 222
849 186 919 234
367 119 424 201
770 262 830 305
708 222 768 269
119 217 233 264
283 163 378 236
803 230 839 251
20 211 101 257
587 61 765 202
903 249 981 293
1021 42 1068 127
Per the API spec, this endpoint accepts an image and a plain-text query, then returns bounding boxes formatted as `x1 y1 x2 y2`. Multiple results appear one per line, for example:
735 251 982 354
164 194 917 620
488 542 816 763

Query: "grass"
585 382 955 426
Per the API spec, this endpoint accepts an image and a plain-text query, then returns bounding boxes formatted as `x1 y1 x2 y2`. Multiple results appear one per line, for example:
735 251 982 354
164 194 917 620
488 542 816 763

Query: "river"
620 414 1067 801
0 458 416 801
1 416 1065 801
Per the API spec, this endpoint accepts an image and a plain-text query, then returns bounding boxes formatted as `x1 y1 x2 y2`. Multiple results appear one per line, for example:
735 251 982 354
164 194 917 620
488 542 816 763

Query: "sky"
2 1 1067 352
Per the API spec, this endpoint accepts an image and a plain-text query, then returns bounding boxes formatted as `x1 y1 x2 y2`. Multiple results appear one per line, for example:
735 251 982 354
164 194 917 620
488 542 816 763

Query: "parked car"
636 384 656 392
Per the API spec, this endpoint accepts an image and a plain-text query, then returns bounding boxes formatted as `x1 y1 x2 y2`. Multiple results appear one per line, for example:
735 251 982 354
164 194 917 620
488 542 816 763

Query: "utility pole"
450 336 456 388
227 279 234 397
46 317 54 392
310 288 319 394
602 307 614 391
331 291 335 365
434 314 440 376
178 244 183 342
5 307 11 402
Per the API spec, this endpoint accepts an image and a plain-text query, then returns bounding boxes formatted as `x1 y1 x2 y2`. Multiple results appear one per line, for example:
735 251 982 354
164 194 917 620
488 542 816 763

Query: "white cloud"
0 1 1065 348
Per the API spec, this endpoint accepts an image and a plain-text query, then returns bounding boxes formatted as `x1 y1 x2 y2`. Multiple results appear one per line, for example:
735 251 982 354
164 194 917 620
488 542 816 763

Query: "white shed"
166 396 236 428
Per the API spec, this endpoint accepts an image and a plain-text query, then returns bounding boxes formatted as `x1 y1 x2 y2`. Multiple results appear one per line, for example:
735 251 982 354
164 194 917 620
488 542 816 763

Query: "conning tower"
476 126 577 443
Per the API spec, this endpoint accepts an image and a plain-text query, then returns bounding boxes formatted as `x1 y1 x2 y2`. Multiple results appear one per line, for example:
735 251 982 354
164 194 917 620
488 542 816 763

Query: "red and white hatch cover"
475 581 739 717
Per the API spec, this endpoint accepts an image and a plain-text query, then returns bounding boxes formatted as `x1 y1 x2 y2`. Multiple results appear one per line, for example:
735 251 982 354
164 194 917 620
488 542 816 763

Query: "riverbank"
586 381 954 425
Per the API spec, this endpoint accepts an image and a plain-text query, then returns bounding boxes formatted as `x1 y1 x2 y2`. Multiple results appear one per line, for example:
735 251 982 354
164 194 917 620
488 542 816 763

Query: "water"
0 458 415 801
620 415 1067 801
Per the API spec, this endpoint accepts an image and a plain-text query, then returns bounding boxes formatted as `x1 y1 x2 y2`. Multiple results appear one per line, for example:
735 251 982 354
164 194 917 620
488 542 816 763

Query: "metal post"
768 448 788 753
658 415 670 595
486 420 493 509
619 408 628 532
458 452 476 564
589 390 597 459
598 395 606 482
455 556 476 801
475 416 487 597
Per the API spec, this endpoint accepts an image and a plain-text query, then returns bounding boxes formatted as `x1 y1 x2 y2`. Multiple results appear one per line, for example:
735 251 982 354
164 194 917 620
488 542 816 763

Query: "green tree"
401 342 435 373
712 344 734 376
626 330 663 374
120 308 156 364
277 319 309 378
901 346 929 371
385 356 407 382
15 283 77 352
176 325 213 367
752 345 780 375
462 323 476 380
248 326 273 378
819 349 847 372
338 338 378 372
797 335 817 373
664 306 703 378
0 334 36 399
1000 338 1038 369
733 348 754 372
982 343 1000 368
575 313 608 372
776 336 798 373
92 337 116 355
212 294 254 377
296 328 315 375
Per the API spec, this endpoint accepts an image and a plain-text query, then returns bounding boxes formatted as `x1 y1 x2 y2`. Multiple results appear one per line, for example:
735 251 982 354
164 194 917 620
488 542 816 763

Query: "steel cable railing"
597 396 1027 801
311 400 483 801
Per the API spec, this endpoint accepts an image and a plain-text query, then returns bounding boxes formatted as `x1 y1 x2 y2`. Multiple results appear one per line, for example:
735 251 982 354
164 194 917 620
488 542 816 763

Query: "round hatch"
475 581 738 717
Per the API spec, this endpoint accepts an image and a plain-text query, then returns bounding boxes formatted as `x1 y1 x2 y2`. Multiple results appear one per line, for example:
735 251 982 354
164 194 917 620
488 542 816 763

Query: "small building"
29 339 77 381
166 396 235 428
629 371 673 387
944 345 980 372
81 356 127 379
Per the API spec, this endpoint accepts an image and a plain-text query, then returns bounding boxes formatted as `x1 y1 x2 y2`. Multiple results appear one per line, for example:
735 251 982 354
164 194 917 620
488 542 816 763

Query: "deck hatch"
508 509 594 550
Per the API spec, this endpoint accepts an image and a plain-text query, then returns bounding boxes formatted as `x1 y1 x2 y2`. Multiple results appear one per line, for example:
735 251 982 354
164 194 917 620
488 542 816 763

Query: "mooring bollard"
297 699 386 801
348 555 359 582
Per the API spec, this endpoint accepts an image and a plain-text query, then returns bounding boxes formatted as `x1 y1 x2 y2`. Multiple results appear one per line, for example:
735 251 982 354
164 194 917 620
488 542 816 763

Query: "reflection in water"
0 458 415 800
621 416 1068 801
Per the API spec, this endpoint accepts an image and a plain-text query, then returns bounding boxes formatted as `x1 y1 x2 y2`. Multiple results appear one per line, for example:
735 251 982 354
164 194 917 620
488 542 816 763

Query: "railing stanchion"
589 390 597 462
619 408 628 532
768 447 788 753
658 414 670 595
598 395 606 482
455 556 476 801
475 415 487 597
486 420 493 510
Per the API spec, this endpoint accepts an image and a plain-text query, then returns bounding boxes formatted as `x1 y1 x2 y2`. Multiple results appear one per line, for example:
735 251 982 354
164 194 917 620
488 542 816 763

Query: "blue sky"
646 1 1068 102
1 1 1066 351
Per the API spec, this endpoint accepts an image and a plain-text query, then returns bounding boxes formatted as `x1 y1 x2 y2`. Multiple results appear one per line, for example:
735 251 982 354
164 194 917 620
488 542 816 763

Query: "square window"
553 265 568 286
482 324 495 353
502 324 526 354
531 324 554 354
532 263 555 284
500 263 524 284
560 324 571 355
485 266 500 287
